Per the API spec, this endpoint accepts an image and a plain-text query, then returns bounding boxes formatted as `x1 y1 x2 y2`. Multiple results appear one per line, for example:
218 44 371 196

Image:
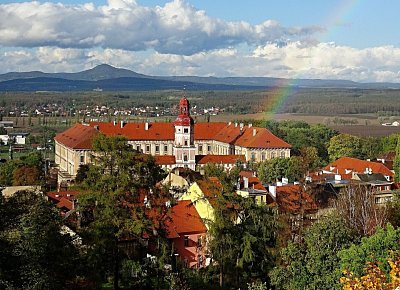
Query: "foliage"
0 191 79 289
394 136 400 182
338 224 400 278
270 214 356 290
257 156 304 184
328 134 383 161
209 193 277 288
75 134 171 288
340 257 400 290
12 165 40 186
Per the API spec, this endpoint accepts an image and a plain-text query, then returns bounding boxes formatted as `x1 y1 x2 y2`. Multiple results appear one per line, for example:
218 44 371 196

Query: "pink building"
167 200 208 268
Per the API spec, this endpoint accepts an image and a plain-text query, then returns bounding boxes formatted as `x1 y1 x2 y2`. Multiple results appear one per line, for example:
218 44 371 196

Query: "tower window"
184 128 188 133
184 140 188 146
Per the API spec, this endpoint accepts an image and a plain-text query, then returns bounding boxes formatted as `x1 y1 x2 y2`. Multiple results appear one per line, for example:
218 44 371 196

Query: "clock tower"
173 97 196 170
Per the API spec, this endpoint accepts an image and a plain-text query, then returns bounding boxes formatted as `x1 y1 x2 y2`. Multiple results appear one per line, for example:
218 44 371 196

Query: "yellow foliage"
341 258 400 289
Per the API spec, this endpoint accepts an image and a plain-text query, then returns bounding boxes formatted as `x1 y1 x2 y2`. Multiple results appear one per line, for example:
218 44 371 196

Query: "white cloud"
0 0 321 55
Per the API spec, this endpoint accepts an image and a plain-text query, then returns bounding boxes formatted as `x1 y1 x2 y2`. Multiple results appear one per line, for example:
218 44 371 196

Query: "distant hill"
0 64 399 91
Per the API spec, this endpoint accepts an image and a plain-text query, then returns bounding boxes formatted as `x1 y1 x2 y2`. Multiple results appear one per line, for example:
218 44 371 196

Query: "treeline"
2 88 400 116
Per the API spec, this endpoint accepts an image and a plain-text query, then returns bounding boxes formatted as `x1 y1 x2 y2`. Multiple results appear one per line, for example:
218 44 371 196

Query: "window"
183 155 188 162
184 140 188 146
251 152 256 161
184 128 189 133
261 152 266 161
199 145 203 153
80 155 84 163
136 145 140 152
271 152 276 159
280 151 285 158
164 145 168 153
207 145 211 152
146 145 150 153
184 236 189 247
155 145 159 153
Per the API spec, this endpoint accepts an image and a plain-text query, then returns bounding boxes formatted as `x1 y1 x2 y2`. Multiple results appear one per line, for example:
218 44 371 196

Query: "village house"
54 97 291 186
309 156 395 204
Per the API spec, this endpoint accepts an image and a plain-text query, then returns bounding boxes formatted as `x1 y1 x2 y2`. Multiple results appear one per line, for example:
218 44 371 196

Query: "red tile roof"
154 155 176 165
89 122 175 140
47 190 78 202
323 157 393 178
196 154 245 165
56 197 74 211
194 123 227 140
57 121 291 150
238 171 266 191
166 200 207 238
54 123 98 149
275 185 318 214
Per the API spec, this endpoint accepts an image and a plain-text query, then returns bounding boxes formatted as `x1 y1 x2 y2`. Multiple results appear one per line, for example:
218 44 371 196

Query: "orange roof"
275 184 318 214
196 154 245 165
154 155 176 165
239 171 266 191
56 197 74 211
323 157 393 177
54 123 98 149
47 190 78 202
194 123 227 140
56 121 291 150
89 122 175 140
166 200 207 237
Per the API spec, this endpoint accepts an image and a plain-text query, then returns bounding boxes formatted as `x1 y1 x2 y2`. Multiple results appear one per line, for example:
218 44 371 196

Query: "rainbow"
263 0 359 118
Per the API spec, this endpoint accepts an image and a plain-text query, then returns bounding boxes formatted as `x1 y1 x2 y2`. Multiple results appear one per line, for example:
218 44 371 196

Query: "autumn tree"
334 184 388 236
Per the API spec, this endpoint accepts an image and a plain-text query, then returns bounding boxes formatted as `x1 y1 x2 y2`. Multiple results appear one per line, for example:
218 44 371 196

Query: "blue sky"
0 0 400 82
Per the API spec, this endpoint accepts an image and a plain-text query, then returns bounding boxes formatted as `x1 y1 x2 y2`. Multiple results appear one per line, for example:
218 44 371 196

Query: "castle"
55 97 291 185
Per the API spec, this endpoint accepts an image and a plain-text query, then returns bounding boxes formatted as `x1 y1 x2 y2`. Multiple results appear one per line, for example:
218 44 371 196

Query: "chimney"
120 120 125 128
253 128 257 136
145 122 149 130
268 185 276 199
235 122 238 127
228 121 232 126
243 176 249 189
113 120 116 126
240 123 244 134
249 123 252 128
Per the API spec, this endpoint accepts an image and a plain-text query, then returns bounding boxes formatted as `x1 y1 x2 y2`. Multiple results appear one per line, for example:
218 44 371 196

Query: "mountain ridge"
0 64 399 91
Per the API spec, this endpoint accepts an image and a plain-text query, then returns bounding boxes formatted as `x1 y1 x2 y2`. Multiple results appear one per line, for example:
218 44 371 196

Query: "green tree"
394 136 400 182
270 214 356 290
258 156 303 184
338 224 400 278
0 191 79 289
210 193 277 288
76 134 170 289
328 134 363 161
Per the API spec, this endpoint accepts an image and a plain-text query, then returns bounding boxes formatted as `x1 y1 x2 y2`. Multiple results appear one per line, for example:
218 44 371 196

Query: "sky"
1 0 400 82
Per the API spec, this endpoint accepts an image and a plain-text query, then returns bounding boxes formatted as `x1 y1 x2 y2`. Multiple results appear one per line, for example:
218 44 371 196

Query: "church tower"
173 97 196 170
